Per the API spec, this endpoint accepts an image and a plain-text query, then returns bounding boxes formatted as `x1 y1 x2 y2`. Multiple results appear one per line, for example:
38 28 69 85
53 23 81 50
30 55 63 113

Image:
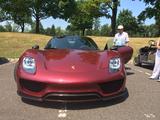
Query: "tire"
133 55 141 66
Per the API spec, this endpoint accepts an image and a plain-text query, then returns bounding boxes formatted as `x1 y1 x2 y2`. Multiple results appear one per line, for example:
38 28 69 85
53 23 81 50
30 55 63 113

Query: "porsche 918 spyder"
14 36 133 102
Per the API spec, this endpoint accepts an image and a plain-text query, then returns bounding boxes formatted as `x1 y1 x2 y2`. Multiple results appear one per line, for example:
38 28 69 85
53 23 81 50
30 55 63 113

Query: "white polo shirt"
113 32 129 46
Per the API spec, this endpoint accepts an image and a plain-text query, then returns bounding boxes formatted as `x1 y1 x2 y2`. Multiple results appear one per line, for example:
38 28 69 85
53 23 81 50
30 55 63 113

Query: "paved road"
0 63 159 120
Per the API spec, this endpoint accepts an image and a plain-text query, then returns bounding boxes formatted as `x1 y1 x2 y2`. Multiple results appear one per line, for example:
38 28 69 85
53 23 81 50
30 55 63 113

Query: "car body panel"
117 46 133 64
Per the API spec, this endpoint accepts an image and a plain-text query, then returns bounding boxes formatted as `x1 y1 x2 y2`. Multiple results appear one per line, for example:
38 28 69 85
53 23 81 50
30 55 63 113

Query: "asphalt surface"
0 63 160 120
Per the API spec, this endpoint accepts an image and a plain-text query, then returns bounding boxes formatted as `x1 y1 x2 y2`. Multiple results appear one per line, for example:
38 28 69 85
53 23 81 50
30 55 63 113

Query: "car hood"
41 49 107 73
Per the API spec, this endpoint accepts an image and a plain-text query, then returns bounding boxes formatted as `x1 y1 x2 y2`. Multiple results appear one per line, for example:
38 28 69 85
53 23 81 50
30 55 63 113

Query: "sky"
41 0 155 29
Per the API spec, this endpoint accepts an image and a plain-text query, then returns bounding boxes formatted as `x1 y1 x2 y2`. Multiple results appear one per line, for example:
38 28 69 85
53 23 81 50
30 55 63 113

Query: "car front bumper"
17 88 128 102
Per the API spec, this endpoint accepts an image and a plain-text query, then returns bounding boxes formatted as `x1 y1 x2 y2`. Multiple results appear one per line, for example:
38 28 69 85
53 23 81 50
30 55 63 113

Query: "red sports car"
14 36 133 102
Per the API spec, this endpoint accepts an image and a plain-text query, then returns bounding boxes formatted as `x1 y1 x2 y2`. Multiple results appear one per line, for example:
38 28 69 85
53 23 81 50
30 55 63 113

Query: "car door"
117 46 133 64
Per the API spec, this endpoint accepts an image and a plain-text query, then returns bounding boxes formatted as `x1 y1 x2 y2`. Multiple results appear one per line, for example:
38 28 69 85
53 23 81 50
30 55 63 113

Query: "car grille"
20 79 46 92
99 79 124 94
44 93 101 101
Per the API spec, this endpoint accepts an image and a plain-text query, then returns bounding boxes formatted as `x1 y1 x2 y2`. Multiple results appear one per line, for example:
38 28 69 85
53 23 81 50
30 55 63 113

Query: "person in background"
149 39 160 82
113 25 129 47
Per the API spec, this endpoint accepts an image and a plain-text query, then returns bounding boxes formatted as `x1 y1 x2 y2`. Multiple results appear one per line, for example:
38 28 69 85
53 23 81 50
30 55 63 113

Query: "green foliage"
68 0 111 36
28 0 52 33
117 9 139 36
68 1 94 36
0 1 10 22
30 21 44 34
0 0 76 33
66 25 80 35
0 0 158 37
55 27 65 36
98 0 120 35
4 22 12 32
0 25 6 32
100 24 111 36
1 0 32 32
138 24 158 37
0 9 10 22
138 0 160 36
29 0 76 33
57 0 77 20
44 25 56 36
92 18 101 35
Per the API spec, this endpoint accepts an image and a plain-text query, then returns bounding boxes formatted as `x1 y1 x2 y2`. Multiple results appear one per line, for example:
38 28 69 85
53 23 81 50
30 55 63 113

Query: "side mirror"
32 45 39 49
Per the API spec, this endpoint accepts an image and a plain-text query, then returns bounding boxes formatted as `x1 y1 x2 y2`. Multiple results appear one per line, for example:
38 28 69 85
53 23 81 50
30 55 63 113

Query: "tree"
117 9 139 36
0 1 10 22
0 25 6 32
100 0 120 36
55 27 65 36
138 0 160 36
65 25 80 35
11 0 32 32
68 0 109 36
100 24 111 36
110 0 119 36
0 0 32 32
138 24 158 37
68 1 94 36
29 0 51 33
4 21 12 32
29 0 76 33
44 25 56 36
92 18 101 36
1 0 76 33
30 21 44 34
0 9 10 22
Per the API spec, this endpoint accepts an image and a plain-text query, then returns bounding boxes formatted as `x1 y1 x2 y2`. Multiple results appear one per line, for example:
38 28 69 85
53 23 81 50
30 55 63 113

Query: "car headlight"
109 57 121 72
22 57 36 74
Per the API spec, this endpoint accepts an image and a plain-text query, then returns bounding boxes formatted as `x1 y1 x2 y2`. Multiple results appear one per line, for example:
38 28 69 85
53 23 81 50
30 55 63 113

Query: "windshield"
45 36 99 50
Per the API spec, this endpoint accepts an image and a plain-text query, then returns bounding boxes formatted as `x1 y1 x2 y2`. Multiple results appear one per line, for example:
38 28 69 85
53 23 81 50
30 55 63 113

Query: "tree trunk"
35 14 40 33
158 26 160 36
111 0 118 36
20 23 25 33
82 28 85 36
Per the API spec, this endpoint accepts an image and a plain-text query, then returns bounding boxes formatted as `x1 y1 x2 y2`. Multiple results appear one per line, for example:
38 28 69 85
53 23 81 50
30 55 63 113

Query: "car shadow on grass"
21 90 129 110
0 57 9 65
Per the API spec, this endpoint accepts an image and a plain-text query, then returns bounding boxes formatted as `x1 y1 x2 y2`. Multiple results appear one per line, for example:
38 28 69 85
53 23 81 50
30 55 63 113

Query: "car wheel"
134 56 141 66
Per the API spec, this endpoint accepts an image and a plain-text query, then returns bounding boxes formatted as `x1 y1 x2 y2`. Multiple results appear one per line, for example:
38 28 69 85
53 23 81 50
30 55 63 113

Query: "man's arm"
113 34 117 46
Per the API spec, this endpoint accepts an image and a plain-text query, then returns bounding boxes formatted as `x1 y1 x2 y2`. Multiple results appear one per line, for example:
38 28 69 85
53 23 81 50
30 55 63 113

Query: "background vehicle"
134 40 156 67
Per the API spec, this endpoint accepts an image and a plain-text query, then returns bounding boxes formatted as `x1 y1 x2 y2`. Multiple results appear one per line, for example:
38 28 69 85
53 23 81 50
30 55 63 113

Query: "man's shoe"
157 79 160 82
149 76 157 80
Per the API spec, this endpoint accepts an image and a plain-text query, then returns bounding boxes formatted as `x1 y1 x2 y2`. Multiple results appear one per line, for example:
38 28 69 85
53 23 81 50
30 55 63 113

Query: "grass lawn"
0 32 51 58
0 32 158 59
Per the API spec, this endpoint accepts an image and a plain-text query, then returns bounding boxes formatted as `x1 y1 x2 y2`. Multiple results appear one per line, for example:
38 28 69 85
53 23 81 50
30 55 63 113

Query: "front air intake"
99 79 124 94
20 79 46 92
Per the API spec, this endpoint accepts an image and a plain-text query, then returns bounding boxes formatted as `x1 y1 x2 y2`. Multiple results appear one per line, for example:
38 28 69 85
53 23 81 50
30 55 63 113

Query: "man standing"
113 25 129 46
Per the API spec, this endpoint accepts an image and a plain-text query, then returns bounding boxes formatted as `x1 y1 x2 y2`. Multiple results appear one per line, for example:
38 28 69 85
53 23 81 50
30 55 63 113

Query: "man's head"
117 25 124 34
